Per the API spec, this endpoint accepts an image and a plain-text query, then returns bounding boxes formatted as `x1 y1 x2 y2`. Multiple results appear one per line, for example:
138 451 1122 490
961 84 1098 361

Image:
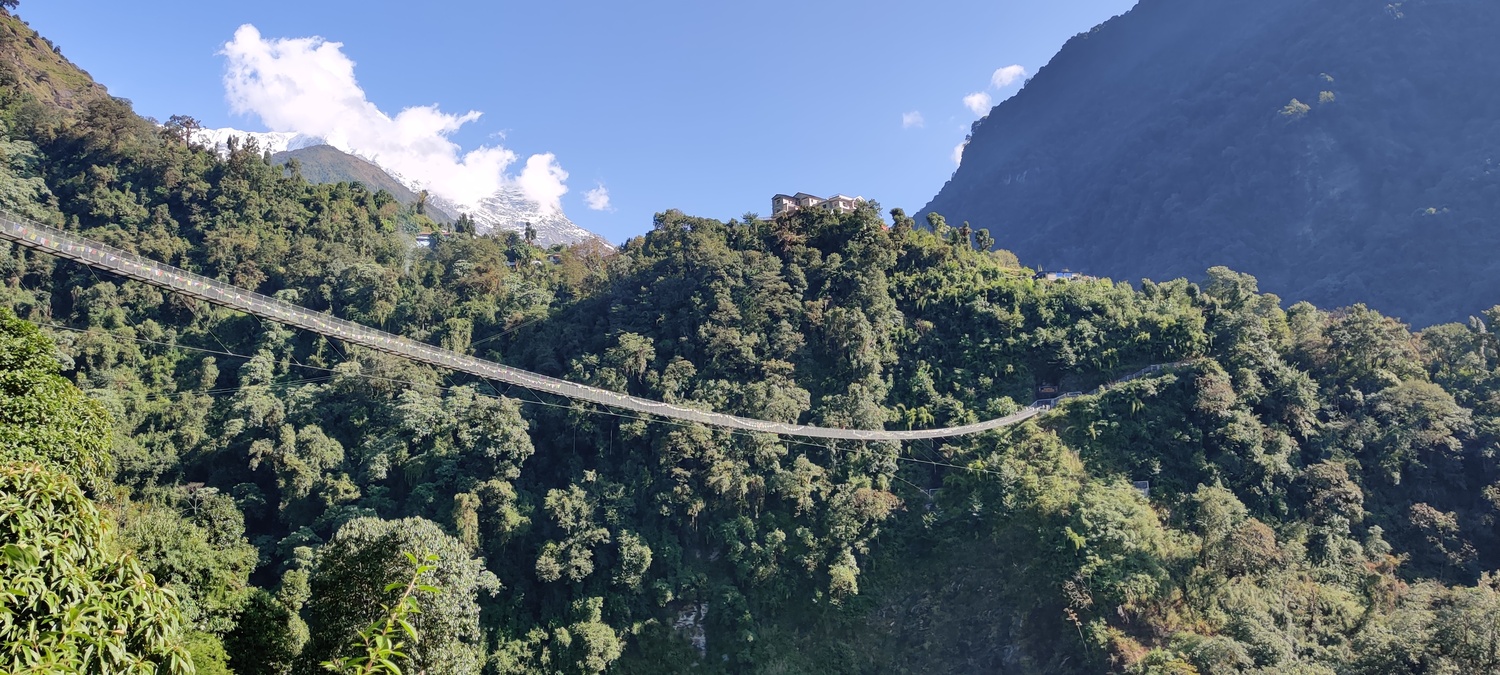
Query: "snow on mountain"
193 127 323 155
429 188 597 248
193 128 600 247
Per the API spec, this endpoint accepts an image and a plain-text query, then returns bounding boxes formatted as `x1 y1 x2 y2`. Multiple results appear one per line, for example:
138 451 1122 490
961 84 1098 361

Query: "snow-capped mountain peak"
192 127 324 155
430 188 596 247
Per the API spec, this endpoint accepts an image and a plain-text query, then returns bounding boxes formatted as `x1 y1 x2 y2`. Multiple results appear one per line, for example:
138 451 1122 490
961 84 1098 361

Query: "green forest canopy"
6 9 1500 674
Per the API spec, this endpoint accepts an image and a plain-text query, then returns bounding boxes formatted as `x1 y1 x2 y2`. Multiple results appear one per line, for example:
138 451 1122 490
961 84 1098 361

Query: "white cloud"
901 111 925 129
517 153 569 214
952 140 967 166
991 64 1028 89
963 91 992 116
585 182 612 211
220 24 567 211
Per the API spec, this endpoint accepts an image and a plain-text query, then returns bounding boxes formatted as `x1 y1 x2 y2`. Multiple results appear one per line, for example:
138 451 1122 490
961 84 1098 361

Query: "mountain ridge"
923 0 1500 327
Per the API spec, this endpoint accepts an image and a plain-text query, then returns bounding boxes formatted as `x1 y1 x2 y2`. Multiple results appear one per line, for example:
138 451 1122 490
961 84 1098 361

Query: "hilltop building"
771 192 864 217
1034 269 1096 282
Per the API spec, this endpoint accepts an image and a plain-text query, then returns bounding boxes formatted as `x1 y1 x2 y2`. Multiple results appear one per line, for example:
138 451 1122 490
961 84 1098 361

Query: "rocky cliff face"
922 0 1500 327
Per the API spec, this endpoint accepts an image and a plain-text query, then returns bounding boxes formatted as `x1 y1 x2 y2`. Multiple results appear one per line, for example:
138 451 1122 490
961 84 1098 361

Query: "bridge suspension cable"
0 213 1179 440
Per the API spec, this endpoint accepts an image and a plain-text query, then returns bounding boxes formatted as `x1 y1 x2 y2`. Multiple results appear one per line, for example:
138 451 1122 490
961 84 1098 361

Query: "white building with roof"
771 192 864 217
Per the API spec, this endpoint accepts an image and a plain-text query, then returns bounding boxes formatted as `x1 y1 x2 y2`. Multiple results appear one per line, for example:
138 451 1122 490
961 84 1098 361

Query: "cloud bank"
902 111 925 129
221 24 568 213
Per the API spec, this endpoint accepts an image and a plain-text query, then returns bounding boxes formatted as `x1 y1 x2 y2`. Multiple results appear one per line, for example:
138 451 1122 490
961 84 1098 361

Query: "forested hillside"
270 144 453 223
8 7 1500 675
924 0 1500 328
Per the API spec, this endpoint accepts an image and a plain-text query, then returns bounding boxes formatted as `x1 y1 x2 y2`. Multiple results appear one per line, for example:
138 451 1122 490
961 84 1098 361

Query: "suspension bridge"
0 213 1182 441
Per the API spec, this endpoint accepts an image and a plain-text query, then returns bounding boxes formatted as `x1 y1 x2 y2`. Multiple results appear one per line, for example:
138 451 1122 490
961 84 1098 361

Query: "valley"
5 2 1500 674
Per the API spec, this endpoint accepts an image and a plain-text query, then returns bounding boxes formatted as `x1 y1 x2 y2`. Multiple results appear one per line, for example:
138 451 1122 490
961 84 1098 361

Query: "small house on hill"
772 192 863 217
1034 269 1095 282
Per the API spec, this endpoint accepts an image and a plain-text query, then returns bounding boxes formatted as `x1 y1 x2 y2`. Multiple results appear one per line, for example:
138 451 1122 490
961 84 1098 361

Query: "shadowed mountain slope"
922 0 1500 327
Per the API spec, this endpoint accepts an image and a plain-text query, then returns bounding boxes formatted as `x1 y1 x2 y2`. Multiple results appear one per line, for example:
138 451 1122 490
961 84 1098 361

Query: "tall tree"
975 227 995 251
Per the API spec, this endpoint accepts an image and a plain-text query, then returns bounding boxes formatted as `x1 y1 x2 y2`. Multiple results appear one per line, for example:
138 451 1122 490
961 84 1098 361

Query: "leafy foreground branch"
322 551 442 675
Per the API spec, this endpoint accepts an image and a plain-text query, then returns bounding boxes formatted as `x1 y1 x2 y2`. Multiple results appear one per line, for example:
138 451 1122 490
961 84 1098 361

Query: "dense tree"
0 465 193 673
0 316 192 672
224 589 305 675
974 227 994 251
117 489 259 635
300 517 499 675
0 307 112 486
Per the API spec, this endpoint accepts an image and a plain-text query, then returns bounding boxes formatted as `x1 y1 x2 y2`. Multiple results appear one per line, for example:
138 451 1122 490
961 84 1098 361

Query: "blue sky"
18 0 1136 243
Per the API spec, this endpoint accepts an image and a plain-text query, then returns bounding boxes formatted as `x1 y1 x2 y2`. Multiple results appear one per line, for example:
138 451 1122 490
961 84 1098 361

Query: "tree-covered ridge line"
7 8 1500 674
